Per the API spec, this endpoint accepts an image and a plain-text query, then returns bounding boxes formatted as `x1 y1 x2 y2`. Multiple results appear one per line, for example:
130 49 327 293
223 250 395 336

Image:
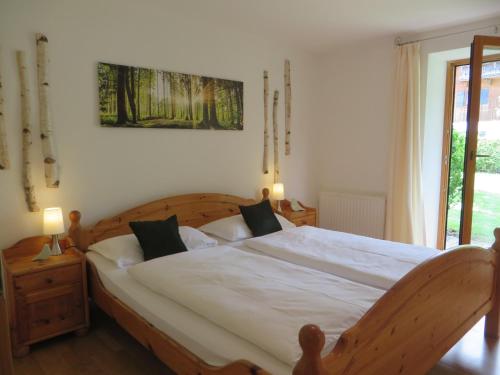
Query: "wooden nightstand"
0 291 14 375
279 199 317 227
1 236 89 357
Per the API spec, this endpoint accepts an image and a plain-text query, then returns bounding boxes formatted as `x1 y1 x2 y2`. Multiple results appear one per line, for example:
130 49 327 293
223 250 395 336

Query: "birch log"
263 71 269 174
0 47 10 170
273 90 280 183
284 59 291 155
17 51 39 212
36 33 59 188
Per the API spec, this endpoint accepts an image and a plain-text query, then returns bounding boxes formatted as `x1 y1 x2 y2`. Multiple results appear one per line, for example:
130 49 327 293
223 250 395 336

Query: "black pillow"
239 200 282 237
129 215 188 261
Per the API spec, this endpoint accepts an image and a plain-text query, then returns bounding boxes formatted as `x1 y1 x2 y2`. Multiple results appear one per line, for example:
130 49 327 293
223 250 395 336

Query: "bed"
66 192 500 375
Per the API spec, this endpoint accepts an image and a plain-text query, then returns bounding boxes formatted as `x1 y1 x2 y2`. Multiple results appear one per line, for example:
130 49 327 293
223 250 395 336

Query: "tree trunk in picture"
169 73 176 119
36 33 59 188
0 46 9 170
207 78 219 128
125 67 137 123
116 65 128 124
182 75 193 121
191 79 196 123
137 69 141 121
235 84 243 128
228 85 235 125
156 71 160 118
162 72 167 119
17 51 39 212
199 77 210 128
148 70 152 119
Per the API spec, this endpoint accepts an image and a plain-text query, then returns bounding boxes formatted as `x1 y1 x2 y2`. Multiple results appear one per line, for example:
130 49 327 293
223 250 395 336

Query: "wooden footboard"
294 228 500 375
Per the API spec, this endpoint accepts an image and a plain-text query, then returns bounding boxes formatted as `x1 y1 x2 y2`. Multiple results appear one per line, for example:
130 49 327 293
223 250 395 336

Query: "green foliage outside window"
447 131 465 207
476 139 500 173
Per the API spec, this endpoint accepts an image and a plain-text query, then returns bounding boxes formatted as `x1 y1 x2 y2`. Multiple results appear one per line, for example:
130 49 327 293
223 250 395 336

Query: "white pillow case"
89 226 219 268
179 226 218 250
276 214 296 230
88 234 142 268
199 214 295 241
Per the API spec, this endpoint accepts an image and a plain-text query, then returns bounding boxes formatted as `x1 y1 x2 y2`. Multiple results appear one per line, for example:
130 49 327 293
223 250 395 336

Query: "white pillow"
276 214 296 229
179 226 218 250
89 226 220 267
199 214 295 241
88 234 142 268
199 215 252 241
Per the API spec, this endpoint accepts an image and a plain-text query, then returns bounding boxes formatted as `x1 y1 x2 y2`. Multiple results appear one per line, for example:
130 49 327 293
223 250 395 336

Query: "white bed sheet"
128 246 383 366
244 226 440 290
86 251 292 375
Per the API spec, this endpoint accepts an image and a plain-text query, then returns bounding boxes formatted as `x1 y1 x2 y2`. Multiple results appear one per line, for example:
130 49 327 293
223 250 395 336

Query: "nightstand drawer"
293 214 316 227
16 283 85 343
14 264 81 294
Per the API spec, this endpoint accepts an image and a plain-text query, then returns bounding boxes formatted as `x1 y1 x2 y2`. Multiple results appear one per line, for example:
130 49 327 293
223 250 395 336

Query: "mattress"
86 251 292 375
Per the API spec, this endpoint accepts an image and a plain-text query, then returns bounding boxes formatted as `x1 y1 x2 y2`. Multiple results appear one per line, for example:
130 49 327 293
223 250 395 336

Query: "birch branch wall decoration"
284 59 291 155
0 47 10 170
263 70 269 174
17 51 39 212
36 33 59 188
273 90 280 183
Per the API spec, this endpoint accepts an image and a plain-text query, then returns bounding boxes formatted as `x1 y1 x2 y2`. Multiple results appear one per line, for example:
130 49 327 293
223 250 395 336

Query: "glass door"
461 36 500 246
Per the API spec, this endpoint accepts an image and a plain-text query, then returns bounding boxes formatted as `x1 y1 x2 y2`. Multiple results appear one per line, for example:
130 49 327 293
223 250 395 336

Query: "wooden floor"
13 304 499 375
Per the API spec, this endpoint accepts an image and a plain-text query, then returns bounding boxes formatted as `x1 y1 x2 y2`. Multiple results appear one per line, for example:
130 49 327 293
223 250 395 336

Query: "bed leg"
485 228 500 339
293 325 329 375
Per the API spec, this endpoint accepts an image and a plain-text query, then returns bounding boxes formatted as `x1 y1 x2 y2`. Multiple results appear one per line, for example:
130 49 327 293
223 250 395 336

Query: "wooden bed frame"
64 192 500 375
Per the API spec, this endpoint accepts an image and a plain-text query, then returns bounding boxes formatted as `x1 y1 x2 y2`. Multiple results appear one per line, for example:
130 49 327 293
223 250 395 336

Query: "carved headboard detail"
68 193 258 251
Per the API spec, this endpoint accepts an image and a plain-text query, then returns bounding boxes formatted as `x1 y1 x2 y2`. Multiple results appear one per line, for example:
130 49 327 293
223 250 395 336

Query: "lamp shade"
272 183 285 200
43 207 65 235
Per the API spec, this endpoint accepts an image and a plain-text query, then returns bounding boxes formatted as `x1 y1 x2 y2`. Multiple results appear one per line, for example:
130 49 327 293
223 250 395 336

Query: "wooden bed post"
262 188 270 201
68 210 86 250
485 227 500 339
293 325 328 375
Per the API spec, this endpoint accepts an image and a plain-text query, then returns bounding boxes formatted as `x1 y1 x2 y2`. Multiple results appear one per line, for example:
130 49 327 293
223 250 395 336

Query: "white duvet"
127 246 384 366
244 226 440 290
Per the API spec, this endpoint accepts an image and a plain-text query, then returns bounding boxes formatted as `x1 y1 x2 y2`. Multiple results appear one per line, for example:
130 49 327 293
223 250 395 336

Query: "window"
455 91 467 107
480 88 489 105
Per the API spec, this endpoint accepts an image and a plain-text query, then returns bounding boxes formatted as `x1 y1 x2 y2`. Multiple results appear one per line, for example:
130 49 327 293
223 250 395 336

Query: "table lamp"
272 183 285 212
43 207 65 256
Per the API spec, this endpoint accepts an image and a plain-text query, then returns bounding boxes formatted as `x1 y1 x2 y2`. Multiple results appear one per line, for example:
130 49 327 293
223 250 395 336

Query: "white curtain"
385 42 426 245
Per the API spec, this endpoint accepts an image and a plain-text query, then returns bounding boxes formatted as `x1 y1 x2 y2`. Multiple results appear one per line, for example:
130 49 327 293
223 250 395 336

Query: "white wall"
316 38 396 196
0 0 321 250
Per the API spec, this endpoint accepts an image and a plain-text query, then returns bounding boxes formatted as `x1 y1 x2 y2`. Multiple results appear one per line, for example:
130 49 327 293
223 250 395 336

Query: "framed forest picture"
98 62 243 130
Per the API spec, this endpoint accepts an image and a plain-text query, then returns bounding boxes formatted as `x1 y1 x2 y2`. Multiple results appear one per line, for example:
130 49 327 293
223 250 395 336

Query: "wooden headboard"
68 192 258 251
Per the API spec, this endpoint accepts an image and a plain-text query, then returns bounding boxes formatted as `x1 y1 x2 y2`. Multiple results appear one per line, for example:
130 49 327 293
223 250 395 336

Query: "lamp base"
51 235 62 256
276 200 282 213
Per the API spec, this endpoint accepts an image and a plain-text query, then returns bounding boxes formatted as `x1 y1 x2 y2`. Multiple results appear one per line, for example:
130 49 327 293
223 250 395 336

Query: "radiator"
319 191 386 239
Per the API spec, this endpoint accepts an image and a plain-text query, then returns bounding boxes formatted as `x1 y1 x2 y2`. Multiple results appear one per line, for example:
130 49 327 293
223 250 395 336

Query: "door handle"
470 150 491 159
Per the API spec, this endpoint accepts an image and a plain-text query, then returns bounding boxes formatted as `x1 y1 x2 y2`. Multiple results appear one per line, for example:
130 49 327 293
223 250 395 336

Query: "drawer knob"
45 278 53 284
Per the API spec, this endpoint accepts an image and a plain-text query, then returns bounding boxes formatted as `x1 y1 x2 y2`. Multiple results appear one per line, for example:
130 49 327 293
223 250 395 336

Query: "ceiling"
165 0 500 53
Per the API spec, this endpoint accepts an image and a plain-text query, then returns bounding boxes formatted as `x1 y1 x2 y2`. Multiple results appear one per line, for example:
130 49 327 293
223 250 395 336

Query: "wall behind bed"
0 0 321 250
